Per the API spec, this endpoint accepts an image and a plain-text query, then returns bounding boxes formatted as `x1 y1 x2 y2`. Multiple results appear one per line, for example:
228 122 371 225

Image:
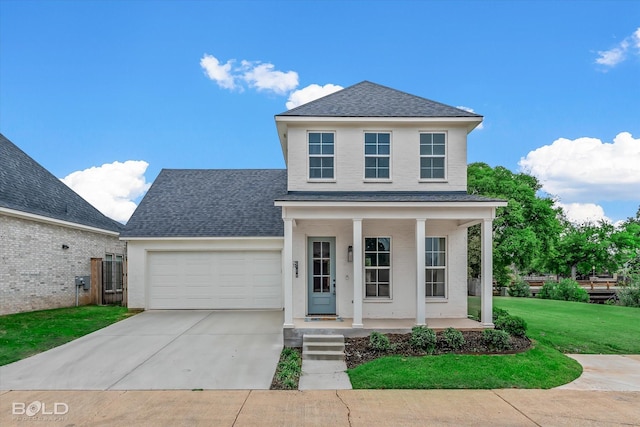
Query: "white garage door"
148 251 282 309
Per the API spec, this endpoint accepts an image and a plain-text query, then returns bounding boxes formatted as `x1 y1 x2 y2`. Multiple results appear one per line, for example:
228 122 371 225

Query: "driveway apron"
0 310 283 390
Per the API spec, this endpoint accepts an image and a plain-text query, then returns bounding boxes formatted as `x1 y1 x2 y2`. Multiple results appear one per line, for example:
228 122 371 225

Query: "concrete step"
302 334 345 361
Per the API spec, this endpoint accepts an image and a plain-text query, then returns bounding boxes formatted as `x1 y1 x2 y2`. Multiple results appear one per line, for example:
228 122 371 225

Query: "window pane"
309 133 321 143
365 238 376 251
420 133 432 144
420 144 432 156
322 277 330 292
378 143 390 155
365 168 377 178
378 253 390 266
309 157 321 167
322 133 334 143
435 283 445 297
321 260 329 275
313 242 321 257
365 157 377 168
313 277 321 292
322 157 333 167
378 157 389 168
378 269 390 283
378 168 389 178
309 168 321 178
322 144 334 155
366 284 377 297
365 268 377 283
309 144 321 154
365 133 377 143
433 133 445 144
321 242 330 258
378 238 390 251
365 143 377 155
313 260 321 275
378 133 390 143
433 144 445 155
432 158 444 168
378 284 390 297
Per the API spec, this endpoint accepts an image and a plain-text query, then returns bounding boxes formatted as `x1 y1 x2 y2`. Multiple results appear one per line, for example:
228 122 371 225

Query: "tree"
467 163 562 284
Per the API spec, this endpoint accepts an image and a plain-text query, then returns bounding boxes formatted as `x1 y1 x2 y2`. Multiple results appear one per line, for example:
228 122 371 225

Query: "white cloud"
200 53 298 95
555 202 610 224
595 27 640 67
286 83 343 109
456 106 484 130
242 62 298 95
200 54 236 90
519 132 640 204
61 160 151 223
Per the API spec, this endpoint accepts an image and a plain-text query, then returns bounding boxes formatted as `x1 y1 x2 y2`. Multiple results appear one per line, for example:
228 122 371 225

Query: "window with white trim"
420 132 446 179
104 253 124 292
364 132 390 179
365 237 391 298
308 132 334 179
425 237 446 297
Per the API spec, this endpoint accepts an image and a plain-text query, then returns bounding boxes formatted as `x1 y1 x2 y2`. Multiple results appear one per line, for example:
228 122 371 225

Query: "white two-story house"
122 81 505 343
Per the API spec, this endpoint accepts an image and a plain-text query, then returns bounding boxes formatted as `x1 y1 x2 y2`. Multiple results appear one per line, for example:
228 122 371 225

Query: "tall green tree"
467 163 562 284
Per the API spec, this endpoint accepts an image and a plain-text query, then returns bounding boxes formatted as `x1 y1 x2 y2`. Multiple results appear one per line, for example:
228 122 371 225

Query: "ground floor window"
104 254 124 292
365 237 391 298
425 237 446 297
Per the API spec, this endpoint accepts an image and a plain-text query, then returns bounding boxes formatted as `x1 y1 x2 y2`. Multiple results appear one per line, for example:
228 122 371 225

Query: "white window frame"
104 253 124 292
307 131 336 181
364 237 392 300
419 131 447 181
364 131 391 181
425 237 446 298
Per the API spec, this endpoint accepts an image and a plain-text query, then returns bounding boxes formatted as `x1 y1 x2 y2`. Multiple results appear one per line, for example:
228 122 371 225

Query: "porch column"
415 219 426 325
352 218 363 328
481 218 494 327
283 218 294 328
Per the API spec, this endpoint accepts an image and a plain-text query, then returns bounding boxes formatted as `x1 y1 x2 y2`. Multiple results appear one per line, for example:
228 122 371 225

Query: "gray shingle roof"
0 133 124 232
121 169 287 238
276 191 504 203
277 81 482 118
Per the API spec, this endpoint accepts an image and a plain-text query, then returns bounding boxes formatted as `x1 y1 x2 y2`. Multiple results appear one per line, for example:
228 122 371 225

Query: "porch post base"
351 323 364 329
481 322 495 328
415 322 426 327
283 323 295 329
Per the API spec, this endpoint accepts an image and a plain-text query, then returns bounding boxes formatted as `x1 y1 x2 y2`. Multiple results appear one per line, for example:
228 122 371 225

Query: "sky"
1 0 639 224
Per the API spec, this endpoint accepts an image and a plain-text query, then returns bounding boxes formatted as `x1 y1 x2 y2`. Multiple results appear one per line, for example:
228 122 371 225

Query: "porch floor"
285 317 486 346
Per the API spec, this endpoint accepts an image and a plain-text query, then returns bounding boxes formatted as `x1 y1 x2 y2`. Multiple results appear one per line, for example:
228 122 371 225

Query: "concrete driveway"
0 310 283 390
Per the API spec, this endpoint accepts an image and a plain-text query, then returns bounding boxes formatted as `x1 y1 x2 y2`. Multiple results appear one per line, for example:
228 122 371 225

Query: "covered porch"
275 194 506 344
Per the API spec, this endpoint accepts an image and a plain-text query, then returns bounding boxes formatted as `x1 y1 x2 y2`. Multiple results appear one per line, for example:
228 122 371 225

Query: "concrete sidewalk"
2 389 639 426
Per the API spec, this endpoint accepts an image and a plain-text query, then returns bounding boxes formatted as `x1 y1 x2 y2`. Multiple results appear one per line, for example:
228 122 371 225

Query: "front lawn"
349 297 639 389
0 305 132 366
494 297 640 354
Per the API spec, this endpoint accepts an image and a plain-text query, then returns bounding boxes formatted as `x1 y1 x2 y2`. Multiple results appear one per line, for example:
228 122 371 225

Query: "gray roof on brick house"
276 191 505 203
121 169 288 238
0 133 124 232
277 81 482 118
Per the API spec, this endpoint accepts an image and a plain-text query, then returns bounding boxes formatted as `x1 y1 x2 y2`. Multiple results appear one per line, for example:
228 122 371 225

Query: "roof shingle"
277 81 482 118
0 134 123 232
121 169 287 238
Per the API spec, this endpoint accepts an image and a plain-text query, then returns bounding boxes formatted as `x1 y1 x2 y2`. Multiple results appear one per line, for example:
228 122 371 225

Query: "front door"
307 237 336 315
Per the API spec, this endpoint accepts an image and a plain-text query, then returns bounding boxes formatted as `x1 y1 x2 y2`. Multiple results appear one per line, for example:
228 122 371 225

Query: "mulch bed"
345 331 531 369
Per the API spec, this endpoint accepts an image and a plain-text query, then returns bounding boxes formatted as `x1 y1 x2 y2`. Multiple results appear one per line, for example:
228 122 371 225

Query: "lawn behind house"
0 306 132 366
349 297 639 389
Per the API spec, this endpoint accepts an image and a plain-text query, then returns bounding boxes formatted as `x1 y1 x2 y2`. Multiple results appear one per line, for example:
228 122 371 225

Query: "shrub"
494 314 528 337
275 347 301 390
442 327 465 350
482 329 512 351
619 279 640 308
538 279 589 303
369 331 393 352
492 307 510 321
409 326 436 353
508 278 531 297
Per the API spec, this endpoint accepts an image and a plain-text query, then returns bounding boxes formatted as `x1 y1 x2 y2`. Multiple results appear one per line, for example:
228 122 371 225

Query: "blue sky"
1 0 639 223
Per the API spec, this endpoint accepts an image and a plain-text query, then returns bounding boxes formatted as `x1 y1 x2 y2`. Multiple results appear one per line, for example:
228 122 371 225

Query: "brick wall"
0 214 125 315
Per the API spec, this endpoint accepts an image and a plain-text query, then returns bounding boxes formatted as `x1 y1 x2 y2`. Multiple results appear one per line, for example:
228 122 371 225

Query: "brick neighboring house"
0 134 125 315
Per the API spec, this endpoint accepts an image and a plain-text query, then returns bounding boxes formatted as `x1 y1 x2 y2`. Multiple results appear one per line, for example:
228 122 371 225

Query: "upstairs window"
308 132 334 179
425 237 446 297
420 132 446 179
364 132 390 179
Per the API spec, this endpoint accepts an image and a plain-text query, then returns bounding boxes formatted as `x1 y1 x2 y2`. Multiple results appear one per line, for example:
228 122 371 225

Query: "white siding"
285 123 469 192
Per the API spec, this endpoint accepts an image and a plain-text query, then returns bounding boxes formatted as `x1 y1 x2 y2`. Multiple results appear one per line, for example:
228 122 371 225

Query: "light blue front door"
307 237 336 315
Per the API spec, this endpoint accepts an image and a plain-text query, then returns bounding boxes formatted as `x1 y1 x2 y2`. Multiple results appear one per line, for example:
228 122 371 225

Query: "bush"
492 307 510 321
494 314 528 337
369 331 393 352
482 329 512 351
442 327 465 350
619 279 640 308
275 347 301 390
508 278 531 297
538 279 589 302
409 326 436 353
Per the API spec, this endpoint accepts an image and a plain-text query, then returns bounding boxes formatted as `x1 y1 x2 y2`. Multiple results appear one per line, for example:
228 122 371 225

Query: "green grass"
272 347 302 389
0 305 132 366
494 297 640 354
348 344 581 389
349 297 640 389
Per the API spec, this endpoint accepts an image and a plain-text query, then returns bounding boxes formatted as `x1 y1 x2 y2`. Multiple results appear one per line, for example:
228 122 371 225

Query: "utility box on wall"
75 276 91 291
